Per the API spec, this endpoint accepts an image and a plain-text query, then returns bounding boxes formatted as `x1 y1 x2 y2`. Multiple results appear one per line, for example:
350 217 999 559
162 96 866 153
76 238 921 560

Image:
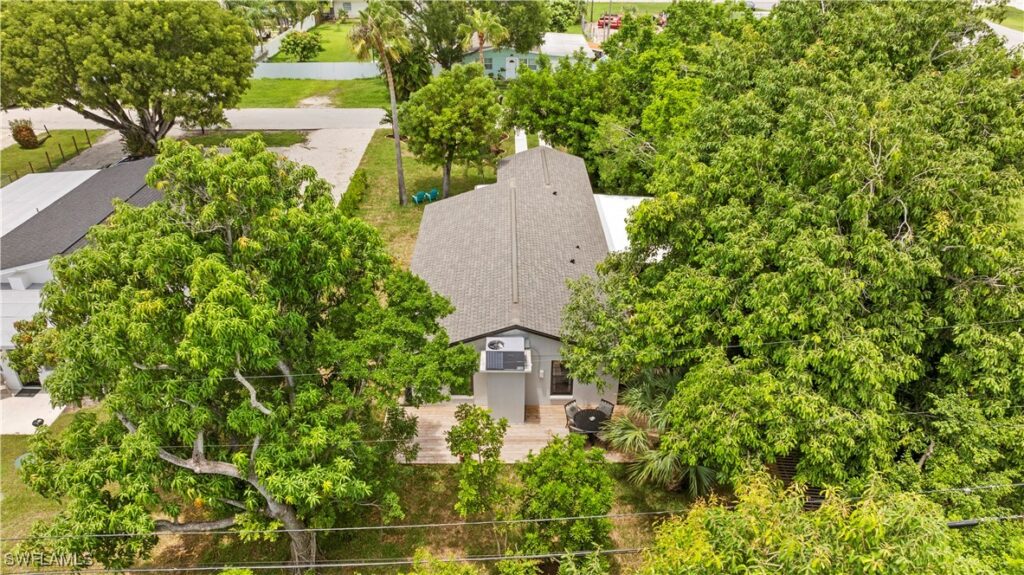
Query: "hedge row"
339 167 368 216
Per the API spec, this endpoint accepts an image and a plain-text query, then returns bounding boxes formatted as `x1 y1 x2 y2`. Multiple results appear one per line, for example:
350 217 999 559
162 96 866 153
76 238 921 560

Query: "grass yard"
181 130 308 148
354 129 515 267
238 78 387 108
997 6 1024 31
0 406 103 550
526 133 540 149
598 2 672 16
1 129 109 186
269 22 359 62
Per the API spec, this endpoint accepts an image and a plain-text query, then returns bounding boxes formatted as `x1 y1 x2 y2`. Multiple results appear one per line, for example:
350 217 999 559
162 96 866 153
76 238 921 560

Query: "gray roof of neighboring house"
410 147 609 343
0 158 160 270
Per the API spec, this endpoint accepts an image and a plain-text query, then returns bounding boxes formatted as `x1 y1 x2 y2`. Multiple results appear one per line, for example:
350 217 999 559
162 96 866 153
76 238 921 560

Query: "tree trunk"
383 60 406 206
442 160 452 198
478 32 486 67
287 530 316 573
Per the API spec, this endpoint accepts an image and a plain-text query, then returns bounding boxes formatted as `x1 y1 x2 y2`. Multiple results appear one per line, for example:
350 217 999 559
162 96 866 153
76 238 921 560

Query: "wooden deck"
407 404 622 463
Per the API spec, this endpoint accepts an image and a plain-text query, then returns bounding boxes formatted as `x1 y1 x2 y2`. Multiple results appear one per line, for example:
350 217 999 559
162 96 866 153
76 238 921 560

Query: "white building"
1 159 158 393
410 148 644 423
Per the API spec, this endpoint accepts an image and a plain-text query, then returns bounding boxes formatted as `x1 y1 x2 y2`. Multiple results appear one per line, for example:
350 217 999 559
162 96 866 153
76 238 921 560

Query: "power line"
0 510 681 542
8 480 1024 543
4 546 647 575
65 318 1024 386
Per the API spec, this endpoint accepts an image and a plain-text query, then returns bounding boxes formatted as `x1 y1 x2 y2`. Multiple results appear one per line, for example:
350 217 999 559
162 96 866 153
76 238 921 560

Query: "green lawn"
526 133 540 149
0 406 102 549
997 6 1024 31
353 130 514 267
181 130 308 148
1 129 109 186
597 2 672 16
238 78 388 108
269 22 358 62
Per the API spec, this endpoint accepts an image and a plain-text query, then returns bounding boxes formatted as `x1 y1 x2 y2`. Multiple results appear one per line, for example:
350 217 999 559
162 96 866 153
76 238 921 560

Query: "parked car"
598 13 622 29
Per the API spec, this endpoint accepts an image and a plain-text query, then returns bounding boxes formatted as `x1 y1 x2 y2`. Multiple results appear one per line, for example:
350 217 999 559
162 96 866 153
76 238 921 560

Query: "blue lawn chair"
412 191 428 205
428 188 439 202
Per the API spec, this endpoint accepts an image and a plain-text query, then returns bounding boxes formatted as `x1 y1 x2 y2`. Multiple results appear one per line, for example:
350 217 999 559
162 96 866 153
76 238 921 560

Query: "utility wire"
80 318 1024 386
4 546 646 575
0 510 681 542
7 481 1024 543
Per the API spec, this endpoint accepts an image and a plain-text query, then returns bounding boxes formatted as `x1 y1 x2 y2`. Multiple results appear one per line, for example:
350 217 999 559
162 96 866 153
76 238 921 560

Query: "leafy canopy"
15 135 477 567
445 404 509 518
279 30 324 62
399 64 503 197
562 0 1024 516
0 0 254 156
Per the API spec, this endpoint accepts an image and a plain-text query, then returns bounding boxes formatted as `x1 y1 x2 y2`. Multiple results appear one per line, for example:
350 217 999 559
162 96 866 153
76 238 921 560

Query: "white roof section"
0 288 41 348
538 33 595 59
593 194 646 252
468 33 595 59
1 170 100 236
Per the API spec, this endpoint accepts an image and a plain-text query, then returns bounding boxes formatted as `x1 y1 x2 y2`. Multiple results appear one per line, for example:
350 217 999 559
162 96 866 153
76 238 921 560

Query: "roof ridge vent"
541 147 551 186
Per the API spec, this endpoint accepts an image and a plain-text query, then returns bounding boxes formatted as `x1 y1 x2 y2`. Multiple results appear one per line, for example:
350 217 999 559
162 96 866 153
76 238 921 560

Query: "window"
550 361 573 396
484 57 493 70
342 2 352 12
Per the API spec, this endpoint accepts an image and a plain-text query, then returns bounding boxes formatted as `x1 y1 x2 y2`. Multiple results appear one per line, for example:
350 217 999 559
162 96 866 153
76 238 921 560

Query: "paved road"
0 106 385 133
987 20 1023 51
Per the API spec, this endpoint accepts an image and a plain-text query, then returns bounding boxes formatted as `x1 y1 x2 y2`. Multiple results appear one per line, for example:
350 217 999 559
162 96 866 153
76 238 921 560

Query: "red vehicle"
597 13 622 29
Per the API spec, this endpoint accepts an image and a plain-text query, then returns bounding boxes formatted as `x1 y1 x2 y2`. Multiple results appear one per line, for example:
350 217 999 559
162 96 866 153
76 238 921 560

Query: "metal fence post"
45 151 53 170
58 143 67 161
84 130 92 147
71 135 80 154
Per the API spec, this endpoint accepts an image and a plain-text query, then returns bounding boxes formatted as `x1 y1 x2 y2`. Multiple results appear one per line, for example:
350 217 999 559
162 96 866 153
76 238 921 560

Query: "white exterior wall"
445 329 618 416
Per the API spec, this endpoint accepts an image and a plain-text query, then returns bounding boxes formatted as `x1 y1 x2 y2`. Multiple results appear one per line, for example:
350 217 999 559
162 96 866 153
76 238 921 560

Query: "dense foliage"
638 472 1023 574
400 64 503 198
279 30 324 62
14 135 477 568
514 435 614 555
0 0 253 156
561 0 1024 525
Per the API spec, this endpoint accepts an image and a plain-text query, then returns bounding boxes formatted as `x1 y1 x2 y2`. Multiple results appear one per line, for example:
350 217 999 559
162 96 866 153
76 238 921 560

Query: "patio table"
572 409 608 444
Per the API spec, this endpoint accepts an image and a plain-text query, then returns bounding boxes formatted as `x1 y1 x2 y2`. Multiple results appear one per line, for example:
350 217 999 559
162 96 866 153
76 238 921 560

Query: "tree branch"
917 439 935 470
234 369 273 415
116 411 242 479
278 361 297 405
154 516 236 533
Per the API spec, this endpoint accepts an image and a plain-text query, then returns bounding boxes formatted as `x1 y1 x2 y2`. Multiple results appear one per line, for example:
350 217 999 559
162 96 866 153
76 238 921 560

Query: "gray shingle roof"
410 147 608 343
1 158 159 270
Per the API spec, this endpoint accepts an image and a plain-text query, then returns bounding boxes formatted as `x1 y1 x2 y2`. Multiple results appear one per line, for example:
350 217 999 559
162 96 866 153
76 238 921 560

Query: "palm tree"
458 8 508 68
351 1 411 205
600 370 717 499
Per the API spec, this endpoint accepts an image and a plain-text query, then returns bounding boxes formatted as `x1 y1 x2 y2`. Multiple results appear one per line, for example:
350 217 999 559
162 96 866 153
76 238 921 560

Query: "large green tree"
15 135 477 569
0 0 254 156
638 472 1018 574
401 0 471 69
562 0 1024 513
351 0 412 205
399 64 503 198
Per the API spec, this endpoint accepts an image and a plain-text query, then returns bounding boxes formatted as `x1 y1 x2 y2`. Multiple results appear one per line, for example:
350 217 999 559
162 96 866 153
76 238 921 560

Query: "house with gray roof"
411 147 638 423
1 158 159 393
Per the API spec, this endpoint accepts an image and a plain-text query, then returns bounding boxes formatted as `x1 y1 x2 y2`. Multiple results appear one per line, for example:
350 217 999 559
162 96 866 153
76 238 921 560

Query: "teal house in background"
461 33 596 79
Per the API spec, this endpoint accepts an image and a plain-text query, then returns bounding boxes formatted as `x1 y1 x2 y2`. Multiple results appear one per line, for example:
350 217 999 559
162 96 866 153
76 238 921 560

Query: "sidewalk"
0 392 66 434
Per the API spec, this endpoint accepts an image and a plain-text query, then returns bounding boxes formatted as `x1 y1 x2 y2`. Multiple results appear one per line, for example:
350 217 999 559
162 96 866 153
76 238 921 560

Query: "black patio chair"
564 400 580 427
597 399 614 419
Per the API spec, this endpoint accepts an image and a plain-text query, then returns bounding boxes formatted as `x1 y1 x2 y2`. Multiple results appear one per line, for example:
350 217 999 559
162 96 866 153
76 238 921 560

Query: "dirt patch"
297 95 333 108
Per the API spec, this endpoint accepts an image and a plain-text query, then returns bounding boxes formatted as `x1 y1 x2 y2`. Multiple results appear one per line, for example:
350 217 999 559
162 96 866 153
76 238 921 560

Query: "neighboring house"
0 158 159 393
462 32 596 79
410 147 642 423
330 1 368 19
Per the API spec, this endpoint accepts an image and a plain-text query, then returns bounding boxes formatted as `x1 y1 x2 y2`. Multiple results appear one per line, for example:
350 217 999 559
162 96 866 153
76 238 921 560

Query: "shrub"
279 30 324 62
339 168 368 216
9 119 40 149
